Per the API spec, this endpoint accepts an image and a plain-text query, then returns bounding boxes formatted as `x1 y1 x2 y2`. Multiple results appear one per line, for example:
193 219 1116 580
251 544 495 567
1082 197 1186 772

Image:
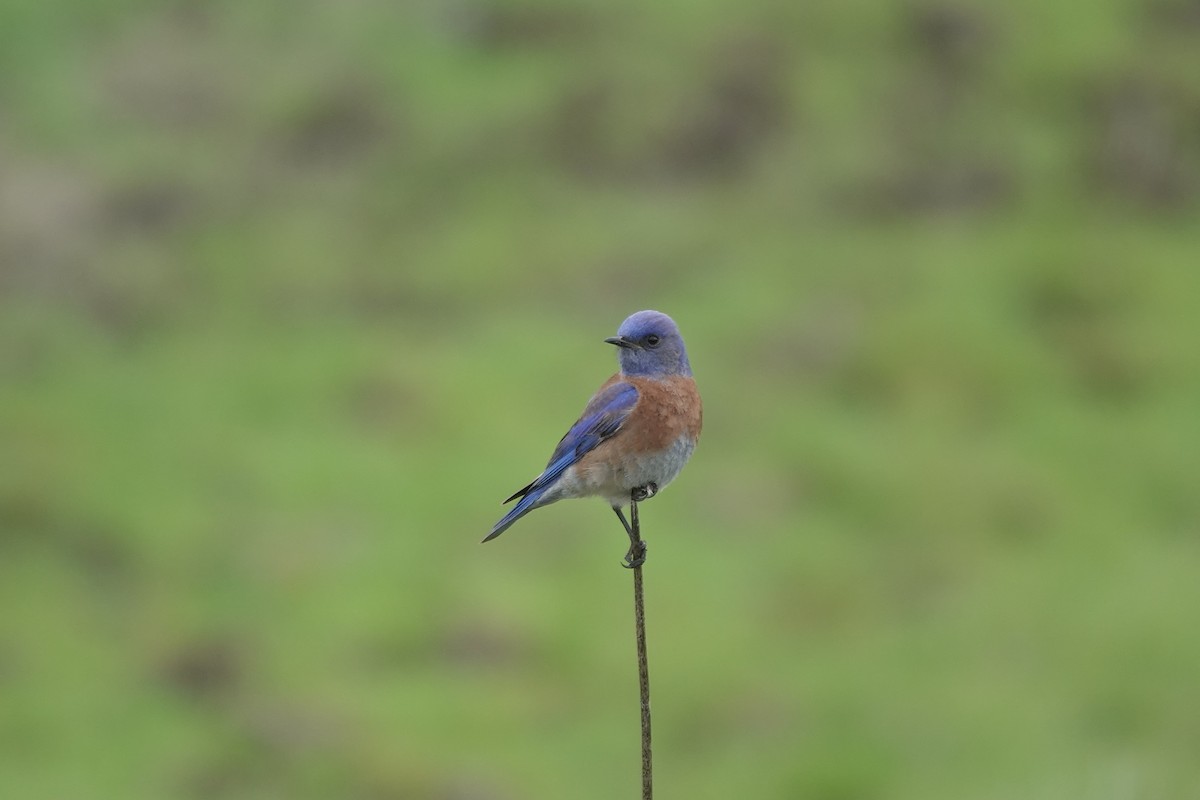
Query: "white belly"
548 435 697 508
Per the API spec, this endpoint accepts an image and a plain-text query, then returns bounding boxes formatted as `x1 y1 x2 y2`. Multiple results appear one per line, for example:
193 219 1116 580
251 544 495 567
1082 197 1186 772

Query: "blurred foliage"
2 1 1199 798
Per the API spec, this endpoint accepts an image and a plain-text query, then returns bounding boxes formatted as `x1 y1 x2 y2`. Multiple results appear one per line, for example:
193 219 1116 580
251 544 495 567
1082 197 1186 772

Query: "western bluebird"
484 310 703 566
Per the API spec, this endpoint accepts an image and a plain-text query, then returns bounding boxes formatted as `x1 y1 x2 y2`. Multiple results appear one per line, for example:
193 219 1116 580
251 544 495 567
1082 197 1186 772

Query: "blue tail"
483 486 549 542
483 380 637 545
483 448 581 543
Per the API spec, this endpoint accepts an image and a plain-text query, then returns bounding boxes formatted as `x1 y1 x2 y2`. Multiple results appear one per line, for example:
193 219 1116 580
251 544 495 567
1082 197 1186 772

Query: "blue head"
604 310 692 377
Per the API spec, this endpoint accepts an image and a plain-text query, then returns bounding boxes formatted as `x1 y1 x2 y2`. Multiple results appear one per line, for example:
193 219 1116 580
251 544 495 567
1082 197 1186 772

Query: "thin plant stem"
630 497 652 800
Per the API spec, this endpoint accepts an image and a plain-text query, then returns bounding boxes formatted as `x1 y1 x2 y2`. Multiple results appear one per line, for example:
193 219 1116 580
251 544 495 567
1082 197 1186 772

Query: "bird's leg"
614 506 643 568
621 484 657 568
617 505 643 568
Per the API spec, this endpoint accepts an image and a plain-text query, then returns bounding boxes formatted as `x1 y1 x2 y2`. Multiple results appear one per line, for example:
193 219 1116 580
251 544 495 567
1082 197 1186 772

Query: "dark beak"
604 335 640 350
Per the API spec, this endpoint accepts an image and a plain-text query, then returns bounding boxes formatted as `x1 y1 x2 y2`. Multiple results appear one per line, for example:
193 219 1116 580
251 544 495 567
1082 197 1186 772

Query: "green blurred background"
2 1 1199 798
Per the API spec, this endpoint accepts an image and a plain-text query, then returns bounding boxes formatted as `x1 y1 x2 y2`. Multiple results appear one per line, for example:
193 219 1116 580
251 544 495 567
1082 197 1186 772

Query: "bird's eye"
645 334 661 348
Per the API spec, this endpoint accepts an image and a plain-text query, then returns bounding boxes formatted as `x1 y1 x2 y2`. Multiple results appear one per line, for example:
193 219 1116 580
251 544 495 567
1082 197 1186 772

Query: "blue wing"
484 381 639 542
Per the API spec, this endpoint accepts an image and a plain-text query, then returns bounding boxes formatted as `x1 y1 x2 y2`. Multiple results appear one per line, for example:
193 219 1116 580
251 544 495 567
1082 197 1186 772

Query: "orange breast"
621 375 703 451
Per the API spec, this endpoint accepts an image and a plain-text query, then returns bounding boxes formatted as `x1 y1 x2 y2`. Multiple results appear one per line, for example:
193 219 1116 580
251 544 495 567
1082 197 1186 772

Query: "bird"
483 310 702 566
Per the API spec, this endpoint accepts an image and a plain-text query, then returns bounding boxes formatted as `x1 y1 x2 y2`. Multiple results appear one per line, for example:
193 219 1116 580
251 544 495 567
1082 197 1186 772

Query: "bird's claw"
622 540 648 569
631 483 659 502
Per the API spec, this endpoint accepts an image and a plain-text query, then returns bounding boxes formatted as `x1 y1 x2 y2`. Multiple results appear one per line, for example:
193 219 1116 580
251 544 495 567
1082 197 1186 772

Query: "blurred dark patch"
843 4 1012 216
279 81 394 168
82 283 171 343
102 180 202 235
1023 268 1148 400
843 162 1012 217
1024 271 1126 326
908 3 994 74
0 492 56 547
0 159 184 340
158 637 243 702
68 527 138 594
0 491 139 594
1145 0 1200 31
1087 75 1200 208
549 34 789 183
441 0 595 49
1077 689 1158 746
658 37 789 179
